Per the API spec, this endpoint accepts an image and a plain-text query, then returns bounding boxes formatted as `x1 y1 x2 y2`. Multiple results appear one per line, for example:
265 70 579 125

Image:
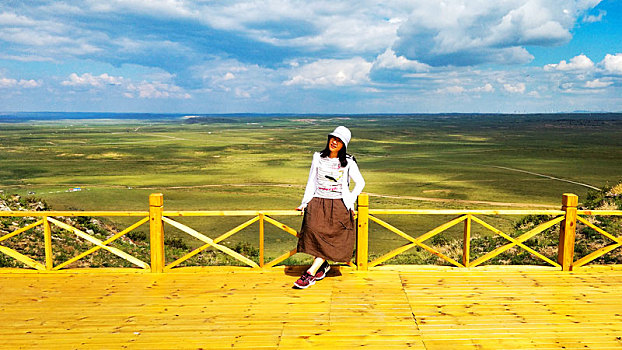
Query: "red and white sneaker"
293 271 316 289
314 261 330 281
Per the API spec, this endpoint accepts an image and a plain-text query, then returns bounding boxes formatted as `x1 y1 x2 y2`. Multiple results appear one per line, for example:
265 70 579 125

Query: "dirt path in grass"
487 165 600 191
424 158 600 191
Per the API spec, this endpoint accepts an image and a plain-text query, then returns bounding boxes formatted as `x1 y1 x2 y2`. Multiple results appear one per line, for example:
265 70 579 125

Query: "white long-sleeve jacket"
298 152 365 211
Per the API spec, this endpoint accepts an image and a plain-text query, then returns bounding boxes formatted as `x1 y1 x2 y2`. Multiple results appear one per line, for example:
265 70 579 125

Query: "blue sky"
1 0 621 114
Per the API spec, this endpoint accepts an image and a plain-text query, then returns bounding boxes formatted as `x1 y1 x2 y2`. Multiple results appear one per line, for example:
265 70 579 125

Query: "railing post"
463 214 471 267
43 216 53 270
558 193 578 271
356 193 369 271
259 214 265 268
149 193 165 273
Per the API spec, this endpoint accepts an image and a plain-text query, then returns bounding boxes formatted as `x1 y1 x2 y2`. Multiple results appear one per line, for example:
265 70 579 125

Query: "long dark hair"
320 136 349 167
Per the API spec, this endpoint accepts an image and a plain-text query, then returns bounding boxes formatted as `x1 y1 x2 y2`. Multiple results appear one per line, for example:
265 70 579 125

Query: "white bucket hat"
329 126 351 148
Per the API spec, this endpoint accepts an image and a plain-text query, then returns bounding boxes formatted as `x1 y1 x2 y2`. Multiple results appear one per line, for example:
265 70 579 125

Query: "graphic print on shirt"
316 157 344 199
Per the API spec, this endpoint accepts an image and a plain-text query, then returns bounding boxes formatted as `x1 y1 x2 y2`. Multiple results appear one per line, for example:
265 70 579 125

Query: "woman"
294 126 365 289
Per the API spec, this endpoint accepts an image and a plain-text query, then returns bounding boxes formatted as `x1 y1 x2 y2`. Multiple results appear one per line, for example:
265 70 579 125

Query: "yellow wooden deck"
2 266 622 349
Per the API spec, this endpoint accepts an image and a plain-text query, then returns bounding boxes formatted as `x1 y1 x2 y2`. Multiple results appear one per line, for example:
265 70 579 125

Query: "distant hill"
1 111 621 123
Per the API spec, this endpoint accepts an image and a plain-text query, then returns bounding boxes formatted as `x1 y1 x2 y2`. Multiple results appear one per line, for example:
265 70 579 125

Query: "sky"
1 0 621 114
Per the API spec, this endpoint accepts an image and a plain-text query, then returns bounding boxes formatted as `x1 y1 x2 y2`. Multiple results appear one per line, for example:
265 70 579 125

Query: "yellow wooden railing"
0 210 150 271
356 193 622 271
0 193 620 272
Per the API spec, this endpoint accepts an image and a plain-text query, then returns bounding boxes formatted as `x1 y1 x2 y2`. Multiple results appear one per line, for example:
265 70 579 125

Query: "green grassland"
1 114 621 264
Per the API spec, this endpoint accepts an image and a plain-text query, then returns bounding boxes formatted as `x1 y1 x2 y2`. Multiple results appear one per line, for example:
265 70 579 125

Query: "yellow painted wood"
369 209 565 215
0 245 46 270
162 210 303 217
54 217 150 270
413 214 468 244
573 243 622 268
47 217 150 269
470 216 565 267
369 215 467 267
162 217 259 268
369 215 418 244
576 215 621 243
470 215 560 267
3 192 622 274
2 268 622 349
416 241 464 267
0 211 148 217
463 214 471 267
356 193 369 270
369 242 417 267
559 193 579 271
43 216 53 270
212 216 260 244
0 219 43 243
262 216 298 237
577 210 622 216
164 216 259 269
149 193 165 273
264 248 297 268
259 214 264 267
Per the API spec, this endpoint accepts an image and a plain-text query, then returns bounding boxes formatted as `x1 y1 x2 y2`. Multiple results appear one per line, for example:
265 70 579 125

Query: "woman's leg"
307 257 325 275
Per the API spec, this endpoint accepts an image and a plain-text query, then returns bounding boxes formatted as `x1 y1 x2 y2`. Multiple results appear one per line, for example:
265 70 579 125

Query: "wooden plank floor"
1 266 622 349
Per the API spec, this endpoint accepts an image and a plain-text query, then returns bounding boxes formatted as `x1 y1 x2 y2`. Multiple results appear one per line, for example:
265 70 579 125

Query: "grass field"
1 113 621 262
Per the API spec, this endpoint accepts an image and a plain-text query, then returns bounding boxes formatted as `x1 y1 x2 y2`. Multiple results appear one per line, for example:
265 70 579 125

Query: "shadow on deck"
2 266 622 349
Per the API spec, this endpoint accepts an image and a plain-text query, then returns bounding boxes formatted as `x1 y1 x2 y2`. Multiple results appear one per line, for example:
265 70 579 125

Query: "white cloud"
504 83 526 94
373 48 429 71
233 3 399 52
0 11 37 26
585 79 612 88
125 81 190 99
0 77 42 88
436 82 495 94
234 87 250 98
87 0 194 18
81 1 401 54
284 57 372 86
0 77 17 88
0 54 53 62
60 72 190 99
393 1 600 66
188 58 279 100
544 54 594 71
0 11 102 58
2 1 621 113
583 9 606 23
18 79 41 88
601 53 622 75
61 73 124 87
436 85 465 94
472 83 494 93
561 82 573 90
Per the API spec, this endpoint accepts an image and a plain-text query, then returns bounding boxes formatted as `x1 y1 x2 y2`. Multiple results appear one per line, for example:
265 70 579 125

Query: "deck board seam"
399 271 429 350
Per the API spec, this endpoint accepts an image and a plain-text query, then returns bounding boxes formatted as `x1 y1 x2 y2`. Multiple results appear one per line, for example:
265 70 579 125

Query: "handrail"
0 211 149 217
360 193 622 271
0 214 151 271
0 192 620 272
163 210 303 217
369 209 565 215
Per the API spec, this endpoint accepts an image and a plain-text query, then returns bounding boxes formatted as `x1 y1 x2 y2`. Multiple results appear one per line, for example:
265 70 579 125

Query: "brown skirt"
297 197 355 262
